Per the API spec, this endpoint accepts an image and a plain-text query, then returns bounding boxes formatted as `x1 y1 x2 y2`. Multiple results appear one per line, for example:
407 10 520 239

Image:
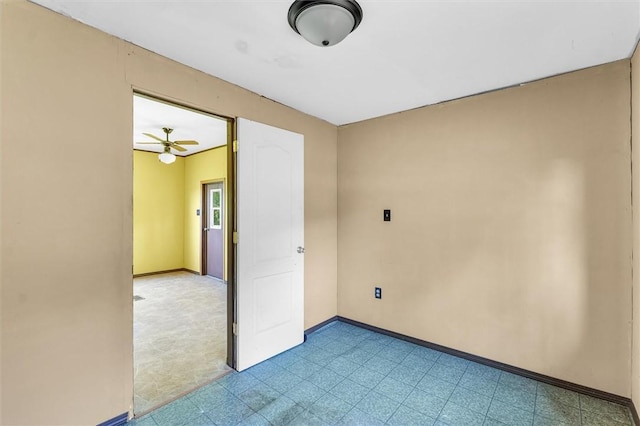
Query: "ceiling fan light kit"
288 0 363 47
158 147 176 164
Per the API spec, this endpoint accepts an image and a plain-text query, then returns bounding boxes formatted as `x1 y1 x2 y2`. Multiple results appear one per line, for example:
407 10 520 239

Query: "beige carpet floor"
133 271 231 415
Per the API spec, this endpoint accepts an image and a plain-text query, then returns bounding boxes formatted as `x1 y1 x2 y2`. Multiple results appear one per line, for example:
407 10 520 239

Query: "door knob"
297 246 305 253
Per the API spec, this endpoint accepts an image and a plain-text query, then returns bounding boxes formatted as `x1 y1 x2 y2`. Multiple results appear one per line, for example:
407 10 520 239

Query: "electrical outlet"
375 287 382 299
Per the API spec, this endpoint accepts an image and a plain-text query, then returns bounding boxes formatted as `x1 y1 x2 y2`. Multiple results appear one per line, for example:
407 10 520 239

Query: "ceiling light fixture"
158 147 176 164
288 0 363 47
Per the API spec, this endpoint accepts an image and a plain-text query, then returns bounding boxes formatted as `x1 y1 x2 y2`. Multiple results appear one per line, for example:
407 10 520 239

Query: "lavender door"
205 182 224 280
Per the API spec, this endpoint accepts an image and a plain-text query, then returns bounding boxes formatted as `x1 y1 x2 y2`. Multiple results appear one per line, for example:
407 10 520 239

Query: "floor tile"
465 362 501 382
217 372 261 396
329 378 370 406
448 386 492 415
493 382 536 412
374 376 413 402
302 347 337 366
363 355 397 375
245 360 284 382
498 372 538 394
236 382 280 411
288 409 326 426
349 366 385 389
378 345 413 362
340 407 386 425
458 371 498 396
536 383 580 408
204 397 253 426
271 350 302 368
182 414 214 426
236 412 270 426
309 392 353 424
532 414 572 426
580 394 631 424
402 353 436 373
427 362 466 385
411 346 442 362
403 388 448 418
188 384 236 412
256 395 303 425
416 375 457 399
151 398 203 426
355 390 401 422
265 369 303 393
324 340 355 355
307 368 345 391
437 353 470 370
284 381 326 409
357 340 386 355
133 320 640 426
387 404 437 426
535 394 580 424
326 356 361 377
284 358 322 379
372 334 396 345
340 347 375 365
581 409 632 426
438 401 486 426
483 418 508 425
486 399 534 426
387 364 426 387
305 333 334 348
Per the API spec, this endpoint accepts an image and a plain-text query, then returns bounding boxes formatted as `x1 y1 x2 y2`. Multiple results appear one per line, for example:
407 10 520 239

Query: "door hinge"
233 231 239 244
232 322 237 335
232 140 238 153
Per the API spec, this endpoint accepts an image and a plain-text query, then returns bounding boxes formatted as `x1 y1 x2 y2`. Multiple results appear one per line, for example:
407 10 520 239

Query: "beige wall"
338 61 632 396
0 1 338 424
632 46 640 410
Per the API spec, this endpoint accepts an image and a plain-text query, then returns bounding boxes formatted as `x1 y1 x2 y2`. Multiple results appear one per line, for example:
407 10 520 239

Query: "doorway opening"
132 93 235 415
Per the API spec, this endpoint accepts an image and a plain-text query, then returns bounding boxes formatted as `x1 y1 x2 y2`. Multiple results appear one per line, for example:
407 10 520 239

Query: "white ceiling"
133 94 227 156
32 0 640 126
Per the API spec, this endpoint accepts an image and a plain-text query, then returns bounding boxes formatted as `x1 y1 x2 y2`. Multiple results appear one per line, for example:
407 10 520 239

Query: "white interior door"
236 118 304 371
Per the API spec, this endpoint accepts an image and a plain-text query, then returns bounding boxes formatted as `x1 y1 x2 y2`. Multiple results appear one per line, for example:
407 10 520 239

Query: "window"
209 188 222 229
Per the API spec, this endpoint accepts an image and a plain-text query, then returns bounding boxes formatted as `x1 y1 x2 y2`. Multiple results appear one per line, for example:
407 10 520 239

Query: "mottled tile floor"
130 321 634 425
134 272 231 415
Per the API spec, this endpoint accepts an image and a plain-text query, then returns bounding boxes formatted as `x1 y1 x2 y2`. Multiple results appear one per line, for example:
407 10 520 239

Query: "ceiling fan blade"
174 140 199 145
136 142 163 145
171 144 187 152
142 132 166 142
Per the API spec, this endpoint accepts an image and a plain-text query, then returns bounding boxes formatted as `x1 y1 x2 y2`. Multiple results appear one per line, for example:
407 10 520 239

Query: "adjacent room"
132 94 231 414
4 1 640 425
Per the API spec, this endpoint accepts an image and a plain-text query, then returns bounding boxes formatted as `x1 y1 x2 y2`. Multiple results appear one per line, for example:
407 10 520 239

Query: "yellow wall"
184 147 228 278
338 61 632 396
0 1 338 424
133 151 185 275
133 147 227 277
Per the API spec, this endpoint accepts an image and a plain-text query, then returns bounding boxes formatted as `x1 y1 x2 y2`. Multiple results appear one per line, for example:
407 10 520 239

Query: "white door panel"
236 118 304 371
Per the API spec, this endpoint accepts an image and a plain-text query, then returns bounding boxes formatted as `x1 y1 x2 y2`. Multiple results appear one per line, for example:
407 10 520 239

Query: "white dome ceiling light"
288 0 363 47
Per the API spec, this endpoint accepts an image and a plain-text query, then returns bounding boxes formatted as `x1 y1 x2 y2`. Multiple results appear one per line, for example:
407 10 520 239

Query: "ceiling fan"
137 127 199 153
137 127 199 164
